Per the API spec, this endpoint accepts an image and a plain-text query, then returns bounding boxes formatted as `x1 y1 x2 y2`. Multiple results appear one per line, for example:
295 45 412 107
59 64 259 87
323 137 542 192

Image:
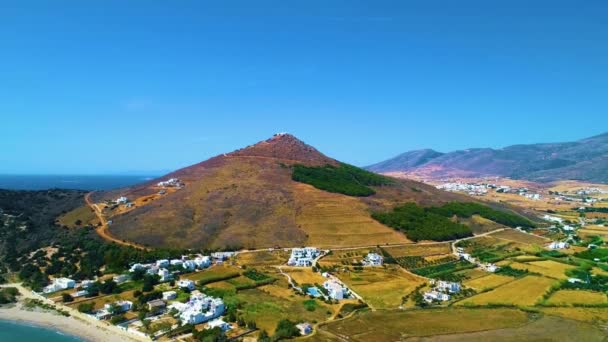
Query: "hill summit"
95 134 469 250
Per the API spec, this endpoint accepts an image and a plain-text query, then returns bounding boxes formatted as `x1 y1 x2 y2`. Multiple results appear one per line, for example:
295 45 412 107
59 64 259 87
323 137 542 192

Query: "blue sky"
2 1 607 174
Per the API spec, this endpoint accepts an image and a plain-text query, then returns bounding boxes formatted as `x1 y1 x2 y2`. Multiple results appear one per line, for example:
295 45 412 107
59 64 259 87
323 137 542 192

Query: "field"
235 282 337 333
337 265 424 309
234 250 289 267
463 274 515 291
490 229 548 245
281 267 327 285
506 260 575 280
546 290 607 306
185 265 241 284
540 307 608 322
318 308 531 341
461 214 507 234
293 183 412 247
381 243 451 258
457 276 557 306
318 248 376 266
58 205 99 228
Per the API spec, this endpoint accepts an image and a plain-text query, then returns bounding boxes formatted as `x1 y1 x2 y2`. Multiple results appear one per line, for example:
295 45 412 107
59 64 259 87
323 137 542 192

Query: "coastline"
0 316 84 341
0 284 148 342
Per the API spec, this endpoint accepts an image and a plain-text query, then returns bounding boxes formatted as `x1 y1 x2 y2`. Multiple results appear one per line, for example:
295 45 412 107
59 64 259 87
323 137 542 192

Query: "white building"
423 291 450 303
163 291 177 300
548 241 569 250
543 215 564 224
105 300 132 313
288 247 320 267
169 293 225 325
170 259 183 267
113 274 130 284
183 260 197 271
206 318 231 332
323 280 346 300
433 280 461 294
115 196 128 204
156 259 170 268
158 268 172 282
178 279 196 291
296 323 313 336
482 263 500 273
194 256 212 269
129 263 146 272
43 278 76 294
362 253 383 266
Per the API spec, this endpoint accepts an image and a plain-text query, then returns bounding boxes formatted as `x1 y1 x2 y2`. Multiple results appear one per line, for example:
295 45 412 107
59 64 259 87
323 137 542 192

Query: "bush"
62 293 74 303
292 163 393 197
77 302 95 313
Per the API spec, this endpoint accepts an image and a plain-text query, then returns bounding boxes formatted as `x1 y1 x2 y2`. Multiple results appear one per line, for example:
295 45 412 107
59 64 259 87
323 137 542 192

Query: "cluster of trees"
292 163 393 197
0 287 19 304
428 202 536 228
372 203 473 241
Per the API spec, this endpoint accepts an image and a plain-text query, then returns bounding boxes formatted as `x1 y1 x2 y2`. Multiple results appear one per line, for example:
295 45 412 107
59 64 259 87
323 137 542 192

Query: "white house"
172 293 225 325
158 268 172 282
423 291 450 303
434 280 461 294
129 263 146 272
178 279 196 291
288 247 320 267
183 260 197 271
105 300 132 313
156 259 170 268
113 274 130 284
206 318 231 332
194 256 212 269
548 241 569 250
362 253 383 266
73 290 88 298
115 196 128 204
43 278 76 294
170 259 183 267
163 291 177 300
543 215 564 224
296 323 313 336
482 263 500 273
323 280 346 300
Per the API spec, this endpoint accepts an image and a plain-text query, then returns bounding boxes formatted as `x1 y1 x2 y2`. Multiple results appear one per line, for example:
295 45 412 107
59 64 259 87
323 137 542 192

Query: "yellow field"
579 227 608 241
319 248 375 266
457 276 557 306
282 267 327 285
235 250 289 267
58 205 99 228
294 183 412 247
490 229 548 245
454 268 491 280
546 290 607 305
381 243 450 258
540 307 608 323
509 260 574 280
463 274 515 291
338 265 424 309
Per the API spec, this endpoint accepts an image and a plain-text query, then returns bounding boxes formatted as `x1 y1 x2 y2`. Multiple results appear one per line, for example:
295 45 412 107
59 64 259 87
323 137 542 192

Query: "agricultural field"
460 214 507 234
185 265 241 284
336 265 424 309
317 308 531 341
546 290 607 306
540 307 608 323
506 260 575 280
463 274 515 291
281 267 327 286
380 243 451 258
490 229 549 245
318 248 376 267
456 275 557 306
234 250 289 267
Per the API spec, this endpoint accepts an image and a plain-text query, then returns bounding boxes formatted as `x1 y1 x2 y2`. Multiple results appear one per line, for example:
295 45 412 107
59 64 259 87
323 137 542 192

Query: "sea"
0 175 157 191
0 320 84 341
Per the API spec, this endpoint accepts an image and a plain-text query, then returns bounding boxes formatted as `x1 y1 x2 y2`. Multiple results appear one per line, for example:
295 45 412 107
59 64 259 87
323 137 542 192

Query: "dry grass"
381 243 451 258
281 267 327 285
546 290 607 306
293 183 411 247
463 274 515 291
457 276 557 306
540 307 608 323
337 265 424 309
508 260 574 280
319 308 530 341
319 248 375 266
58 205 99 228
235 250 289 267
490 229 548 245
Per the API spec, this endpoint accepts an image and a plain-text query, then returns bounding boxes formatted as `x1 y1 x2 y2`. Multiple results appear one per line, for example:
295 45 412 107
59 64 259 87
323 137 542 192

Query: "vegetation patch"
546 290 607 306
292 163 393 197
457 276 557 307
428 202 536 228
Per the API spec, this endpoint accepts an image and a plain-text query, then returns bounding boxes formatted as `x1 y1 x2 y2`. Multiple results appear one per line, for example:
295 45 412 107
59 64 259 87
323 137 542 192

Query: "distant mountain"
91 134 489 250
367 132 608 183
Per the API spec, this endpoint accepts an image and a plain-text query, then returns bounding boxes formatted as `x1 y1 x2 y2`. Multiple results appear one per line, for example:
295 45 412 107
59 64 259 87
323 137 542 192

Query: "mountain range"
93 134 512 250
367 132 608 183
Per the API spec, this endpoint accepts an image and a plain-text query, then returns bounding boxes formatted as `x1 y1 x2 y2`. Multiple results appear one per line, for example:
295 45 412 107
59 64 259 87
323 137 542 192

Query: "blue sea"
0 320 84 341
0 175 157 191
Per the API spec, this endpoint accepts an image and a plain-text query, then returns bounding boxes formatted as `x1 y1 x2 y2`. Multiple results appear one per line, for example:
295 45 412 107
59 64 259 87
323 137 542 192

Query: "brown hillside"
92 134 493 250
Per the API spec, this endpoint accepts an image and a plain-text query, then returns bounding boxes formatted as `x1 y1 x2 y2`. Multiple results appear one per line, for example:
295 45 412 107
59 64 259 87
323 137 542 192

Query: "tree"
258 330 270 342
77 302 95 313
62 293 74 303
272 319 300 340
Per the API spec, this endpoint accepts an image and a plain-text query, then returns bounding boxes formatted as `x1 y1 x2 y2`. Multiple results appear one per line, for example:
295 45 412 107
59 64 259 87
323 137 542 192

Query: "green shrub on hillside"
372 203 473 241
428 202 536 228
292 163 393 197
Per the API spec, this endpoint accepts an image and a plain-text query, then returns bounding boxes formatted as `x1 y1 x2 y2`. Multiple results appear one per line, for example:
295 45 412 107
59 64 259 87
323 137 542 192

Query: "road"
85 192 148 250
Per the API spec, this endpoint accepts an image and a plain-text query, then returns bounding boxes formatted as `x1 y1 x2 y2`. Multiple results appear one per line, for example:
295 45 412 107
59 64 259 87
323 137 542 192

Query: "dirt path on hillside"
85 192 148 250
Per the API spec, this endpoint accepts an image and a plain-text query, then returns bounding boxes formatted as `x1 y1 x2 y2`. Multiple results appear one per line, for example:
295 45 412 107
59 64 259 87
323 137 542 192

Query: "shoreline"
0 284 148 342
0 317 85 341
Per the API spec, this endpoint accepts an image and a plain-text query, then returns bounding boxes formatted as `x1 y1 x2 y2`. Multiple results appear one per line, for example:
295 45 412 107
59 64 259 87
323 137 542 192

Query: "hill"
367 132 608 183
88 134 531 250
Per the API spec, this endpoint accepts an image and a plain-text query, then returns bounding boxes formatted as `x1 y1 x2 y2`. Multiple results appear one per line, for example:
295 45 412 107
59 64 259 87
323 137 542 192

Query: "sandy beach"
0 284 149 342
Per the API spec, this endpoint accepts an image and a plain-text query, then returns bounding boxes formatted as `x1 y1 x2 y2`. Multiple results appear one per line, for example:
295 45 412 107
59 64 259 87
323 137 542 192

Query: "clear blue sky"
2 1 607 174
